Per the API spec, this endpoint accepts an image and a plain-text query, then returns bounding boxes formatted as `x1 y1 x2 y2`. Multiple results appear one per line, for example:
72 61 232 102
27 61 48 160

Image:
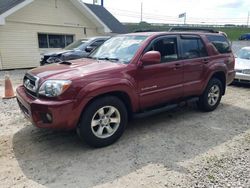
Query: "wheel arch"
210 71 226 95
82 91 134 120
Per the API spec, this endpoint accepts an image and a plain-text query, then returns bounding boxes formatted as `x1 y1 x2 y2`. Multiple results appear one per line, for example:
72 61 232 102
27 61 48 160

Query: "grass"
219 27 250 41
125 23 250 41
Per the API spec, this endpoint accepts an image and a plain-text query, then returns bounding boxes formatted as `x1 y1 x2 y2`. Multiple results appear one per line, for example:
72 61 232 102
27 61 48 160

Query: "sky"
82 0 250 25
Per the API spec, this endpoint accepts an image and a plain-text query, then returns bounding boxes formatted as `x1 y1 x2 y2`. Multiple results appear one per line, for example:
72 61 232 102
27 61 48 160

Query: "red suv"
17 31 235 147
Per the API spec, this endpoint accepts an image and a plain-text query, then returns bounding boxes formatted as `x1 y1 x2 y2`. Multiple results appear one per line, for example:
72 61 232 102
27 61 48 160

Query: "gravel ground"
0 69 250 188
231 41 250 53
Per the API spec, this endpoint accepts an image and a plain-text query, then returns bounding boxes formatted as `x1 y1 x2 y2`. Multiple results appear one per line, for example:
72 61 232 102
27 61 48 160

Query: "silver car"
234 47 250 84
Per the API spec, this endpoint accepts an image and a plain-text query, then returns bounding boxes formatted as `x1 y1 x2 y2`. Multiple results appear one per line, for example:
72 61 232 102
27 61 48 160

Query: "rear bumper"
16 86 81 130
227 70 236 85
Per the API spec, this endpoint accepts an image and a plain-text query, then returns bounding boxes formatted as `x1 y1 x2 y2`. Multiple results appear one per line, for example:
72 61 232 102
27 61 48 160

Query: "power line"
107 7 247 20
107 7 248 25
113 13 248 25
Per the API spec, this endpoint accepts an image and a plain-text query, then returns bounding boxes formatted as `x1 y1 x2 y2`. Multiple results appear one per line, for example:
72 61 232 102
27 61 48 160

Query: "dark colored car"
17 31 235 147
40 36 110 65
239 33 250 40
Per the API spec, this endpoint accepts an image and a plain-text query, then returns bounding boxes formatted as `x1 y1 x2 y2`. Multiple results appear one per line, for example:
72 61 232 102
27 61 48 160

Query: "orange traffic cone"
2 75 16 99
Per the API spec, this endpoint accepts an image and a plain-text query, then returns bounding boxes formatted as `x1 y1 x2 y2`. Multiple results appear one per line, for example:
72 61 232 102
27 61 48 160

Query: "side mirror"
140 51 161 66
85 46 94 53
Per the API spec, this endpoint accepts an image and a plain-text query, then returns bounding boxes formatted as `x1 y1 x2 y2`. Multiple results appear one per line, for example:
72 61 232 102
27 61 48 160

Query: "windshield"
64 39 88 50
89 35 148 64
237 48 250 60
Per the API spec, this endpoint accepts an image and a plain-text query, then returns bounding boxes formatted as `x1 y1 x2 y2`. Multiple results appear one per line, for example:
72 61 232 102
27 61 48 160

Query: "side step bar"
133 97 199 119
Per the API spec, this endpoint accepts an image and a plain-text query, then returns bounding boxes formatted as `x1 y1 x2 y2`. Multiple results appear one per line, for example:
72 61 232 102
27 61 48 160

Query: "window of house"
146 37 179 63
180 37 207 59
38 33 74 48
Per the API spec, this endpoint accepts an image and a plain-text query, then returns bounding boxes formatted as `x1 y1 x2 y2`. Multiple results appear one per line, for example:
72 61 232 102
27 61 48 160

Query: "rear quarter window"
206 35 231 54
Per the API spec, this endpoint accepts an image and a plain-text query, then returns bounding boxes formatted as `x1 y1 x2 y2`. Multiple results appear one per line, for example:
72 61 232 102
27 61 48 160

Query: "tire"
198 78 223 112
77 96 128 148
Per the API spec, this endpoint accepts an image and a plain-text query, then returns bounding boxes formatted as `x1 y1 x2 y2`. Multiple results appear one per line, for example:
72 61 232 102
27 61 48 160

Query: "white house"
0 0 127 70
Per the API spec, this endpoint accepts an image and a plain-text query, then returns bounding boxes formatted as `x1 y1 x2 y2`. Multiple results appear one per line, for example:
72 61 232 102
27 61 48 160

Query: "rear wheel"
77 96 127 148
198 78 223 112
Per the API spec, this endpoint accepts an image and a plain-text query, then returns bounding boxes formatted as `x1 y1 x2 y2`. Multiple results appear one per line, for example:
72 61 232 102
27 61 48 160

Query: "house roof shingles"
85 3 128 34
0 0 25 15
0 0 128 34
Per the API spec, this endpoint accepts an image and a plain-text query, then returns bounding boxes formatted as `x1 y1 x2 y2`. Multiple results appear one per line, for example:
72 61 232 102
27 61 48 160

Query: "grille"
23 73 39 97
242 70 250 75
235 69 243 73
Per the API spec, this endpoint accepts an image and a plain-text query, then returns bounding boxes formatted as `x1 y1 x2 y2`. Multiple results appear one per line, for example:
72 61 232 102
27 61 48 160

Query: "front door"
136 36 184 109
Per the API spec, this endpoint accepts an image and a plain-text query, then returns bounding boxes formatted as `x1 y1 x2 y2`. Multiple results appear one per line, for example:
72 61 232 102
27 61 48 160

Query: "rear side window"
180 37 207 59
206 35 231 54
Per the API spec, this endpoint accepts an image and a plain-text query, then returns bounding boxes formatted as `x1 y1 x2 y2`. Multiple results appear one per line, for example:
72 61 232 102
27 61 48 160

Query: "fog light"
46 113 52 122
40 113 53 123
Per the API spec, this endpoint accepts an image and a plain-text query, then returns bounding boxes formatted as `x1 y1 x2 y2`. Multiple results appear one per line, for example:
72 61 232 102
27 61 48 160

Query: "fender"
75 78 139 113
201 59 227 94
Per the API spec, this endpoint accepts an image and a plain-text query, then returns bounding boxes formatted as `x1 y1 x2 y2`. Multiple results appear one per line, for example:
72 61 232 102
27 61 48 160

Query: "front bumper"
234 72 250 84
16 86 80 130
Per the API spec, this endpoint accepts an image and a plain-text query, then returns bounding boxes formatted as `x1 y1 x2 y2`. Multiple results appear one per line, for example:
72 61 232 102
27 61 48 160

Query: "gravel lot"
0 69 250 188
231 41 250 53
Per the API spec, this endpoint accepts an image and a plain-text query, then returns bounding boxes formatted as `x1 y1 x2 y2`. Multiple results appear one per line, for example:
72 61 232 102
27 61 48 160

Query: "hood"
235 58 250 70
42 50 74 57
29 58 126 81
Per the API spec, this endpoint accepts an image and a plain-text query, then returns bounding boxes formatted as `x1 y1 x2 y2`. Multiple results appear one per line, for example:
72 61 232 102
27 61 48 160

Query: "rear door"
180 35 209 97
136 35 184 109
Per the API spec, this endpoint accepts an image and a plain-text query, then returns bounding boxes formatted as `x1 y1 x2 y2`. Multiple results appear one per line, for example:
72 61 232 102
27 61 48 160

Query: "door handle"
203 58 209 64
174 63 182 70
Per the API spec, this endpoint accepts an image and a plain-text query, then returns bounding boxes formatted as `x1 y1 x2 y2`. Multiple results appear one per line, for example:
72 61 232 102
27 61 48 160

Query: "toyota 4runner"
16 31 235 147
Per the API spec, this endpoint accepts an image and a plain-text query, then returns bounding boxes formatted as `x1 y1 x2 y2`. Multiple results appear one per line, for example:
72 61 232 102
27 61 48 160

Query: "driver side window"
146 37 179 63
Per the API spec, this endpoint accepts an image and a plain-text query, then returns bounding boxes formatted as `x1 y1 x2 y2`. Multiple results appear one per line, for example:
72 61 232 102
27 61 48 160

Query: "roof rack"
134 29 159 33
169 27 219 33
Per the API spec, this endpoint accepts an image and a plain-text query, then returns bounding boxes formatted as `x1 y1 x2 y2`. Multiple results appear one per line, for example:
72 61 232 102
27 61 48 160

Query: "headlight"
47 57 62 64
38 80 71 97
242 69 250 75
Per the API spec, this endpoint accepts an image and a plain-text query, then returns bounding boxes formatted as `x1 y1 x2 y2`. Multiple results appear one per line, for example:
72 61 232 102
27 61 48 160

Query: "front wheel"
77 96 128 148
198 78 223 112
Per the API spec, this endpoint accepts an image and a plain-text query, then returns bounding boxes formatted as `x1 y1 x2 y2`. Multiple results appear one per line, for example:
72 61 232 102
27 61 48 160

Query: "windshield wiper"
97 57 119 61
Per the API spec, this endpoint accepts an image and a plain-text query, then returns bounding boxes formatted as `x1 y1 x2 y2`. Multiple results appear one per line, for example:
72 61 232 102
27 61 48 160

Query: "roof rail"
169 27 219 33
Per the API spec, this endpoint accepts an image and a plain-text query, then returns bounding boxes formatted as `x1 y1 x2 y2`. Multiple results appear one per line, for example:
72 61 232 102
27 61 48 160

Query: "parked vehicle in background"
234 47 250 84
17 31 235 147
239 33 250 41
40 36 110 65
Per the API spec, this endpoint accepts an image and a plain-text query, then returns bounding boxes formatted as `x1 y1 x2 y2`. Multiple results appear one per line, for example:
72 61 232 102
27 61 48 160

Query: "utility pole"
247 11 250 28
140 2 143 22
